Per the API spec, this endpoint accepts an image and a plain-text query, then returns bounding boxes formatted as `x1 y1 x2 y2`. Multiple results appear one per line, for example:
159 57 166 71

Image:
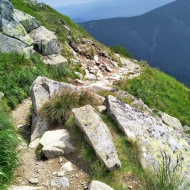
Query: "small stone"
58 171 65 177
128 185 133 189
29 177 39 184
59 158 63 163
59 162 74 172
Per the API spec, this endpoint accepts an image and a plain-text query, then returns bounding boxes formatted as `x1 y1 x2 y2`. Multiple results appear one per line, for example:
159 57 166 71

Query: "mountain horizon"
55 0 175 22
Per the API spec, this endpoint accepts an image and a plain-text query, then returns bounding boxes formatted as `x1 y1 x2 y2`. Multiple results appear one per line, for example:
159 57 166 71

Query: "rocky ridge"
2 0 189 190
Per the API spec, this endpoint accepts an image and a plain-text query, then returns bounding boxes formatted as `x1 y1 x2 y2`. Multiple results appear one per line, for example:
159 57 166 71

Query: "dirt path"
10 57 142 190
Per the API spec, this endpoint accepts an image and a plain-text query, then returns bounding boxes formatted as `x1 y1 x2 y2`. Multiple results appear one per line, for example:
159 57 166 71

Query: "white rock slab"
72 105 121 171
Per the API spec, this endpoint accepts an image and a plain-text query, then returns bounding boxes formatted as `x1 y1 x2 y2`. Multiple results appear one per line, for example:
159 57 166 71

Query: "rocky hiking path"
10 56 142 190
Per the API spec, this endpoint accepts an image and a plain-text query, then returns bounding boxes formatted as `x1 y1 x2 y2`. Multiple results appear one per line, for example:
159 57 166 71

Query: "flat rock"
105 95 190 184
40 129 76 159
9 186 42 190
43 54 67 66
29 26 61 55
88 180 114 190
51 177 69 187
72 105 121 171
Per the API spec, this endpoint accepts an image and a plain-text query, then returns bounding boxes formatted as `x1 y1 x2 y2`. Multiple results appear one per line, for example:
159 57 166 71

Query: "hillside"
0 0 190 190
80 0 190 86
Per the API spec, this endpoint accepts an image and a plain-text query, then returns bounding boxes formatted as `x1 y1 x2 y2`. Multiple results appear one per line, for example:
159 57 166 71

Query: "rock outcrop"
40 129 76 159
72 105 121 171
29 26 61 55
105 95 190 184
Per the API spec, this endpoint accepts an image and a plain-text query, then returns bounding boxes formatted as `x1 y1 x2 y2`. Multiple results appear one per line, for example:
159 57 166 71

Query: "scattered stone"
29 177 39 184
57 171 66 177
96 105 106 113
72 105 121 171
51 177 69 187
88 180 114 190
40 129 76 159
59 161 74 172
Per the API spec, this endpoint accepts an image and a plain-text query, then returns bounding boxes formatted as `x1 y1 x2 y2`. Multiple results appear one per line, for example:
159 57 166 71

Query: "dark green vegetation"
80 0 190 86
0 104 20 189
115 61 190 126
110 46 133 59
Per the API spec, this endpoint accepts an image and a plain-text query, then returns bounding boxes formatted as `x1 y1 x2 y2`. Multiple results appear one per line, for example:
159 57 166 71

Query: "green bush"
110 45 133 59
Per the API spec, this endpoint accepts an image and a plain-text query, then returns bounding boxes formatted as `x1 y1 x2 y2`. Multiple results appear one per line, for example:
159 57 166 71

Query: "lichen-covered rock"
0 33 27 52
51 177 69 188
0 0 33 45
105 95 190 183
13 9 40 33
88 180 114 190
72 105 121 171
29 26 62 55
40 129 76 159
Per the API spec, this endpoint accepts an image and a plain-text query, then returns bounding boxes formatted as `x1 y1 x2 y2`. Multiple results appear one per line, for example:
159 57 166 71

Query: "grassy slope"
115 62 190 126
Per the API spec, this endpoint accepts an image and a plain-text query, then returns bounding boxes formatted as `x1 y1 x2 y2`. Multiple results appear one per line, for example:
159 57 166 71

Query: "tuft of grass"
40 90 100 125
0 103 20 190
114 63 190 126
144 151 190 190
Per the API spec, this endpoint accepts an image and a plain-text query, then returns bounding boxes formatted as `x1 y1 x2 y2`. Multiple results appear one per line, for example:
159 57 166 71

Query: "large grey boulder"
0 0 33 45
105 95 190 183
29 26 62 55
88 181 114 190
40 129 76 159
72 105 121 171
13 9 40 33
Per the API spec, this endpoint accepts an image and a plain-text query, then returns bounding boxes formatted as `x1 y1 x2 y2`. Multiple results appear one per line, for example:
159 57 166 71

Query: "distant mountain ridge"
80 0 190 85
55 0 175 22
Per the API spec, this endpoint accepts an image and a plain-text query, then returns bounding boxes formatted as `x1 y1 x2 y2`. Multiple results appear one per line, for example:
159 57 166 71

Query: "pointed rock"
72 105 121 171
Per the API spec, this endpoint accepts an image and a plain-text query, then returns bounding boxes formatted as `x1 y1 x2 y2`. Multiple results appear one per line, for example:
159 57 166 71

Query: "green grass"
0 103 20 190
0 52 76 109
114 62 190 126
40 90 101 125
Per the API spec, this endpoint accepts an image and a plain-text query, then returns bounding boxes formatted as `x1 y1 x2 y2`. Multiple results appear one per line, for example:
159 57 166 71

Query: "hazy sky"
39 0 102 7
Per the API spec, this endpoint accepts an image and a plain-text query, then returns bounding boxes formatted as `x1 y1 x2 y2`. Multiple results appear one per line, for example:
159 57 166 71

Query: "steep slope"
1 0 190 190
80 0 190 85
